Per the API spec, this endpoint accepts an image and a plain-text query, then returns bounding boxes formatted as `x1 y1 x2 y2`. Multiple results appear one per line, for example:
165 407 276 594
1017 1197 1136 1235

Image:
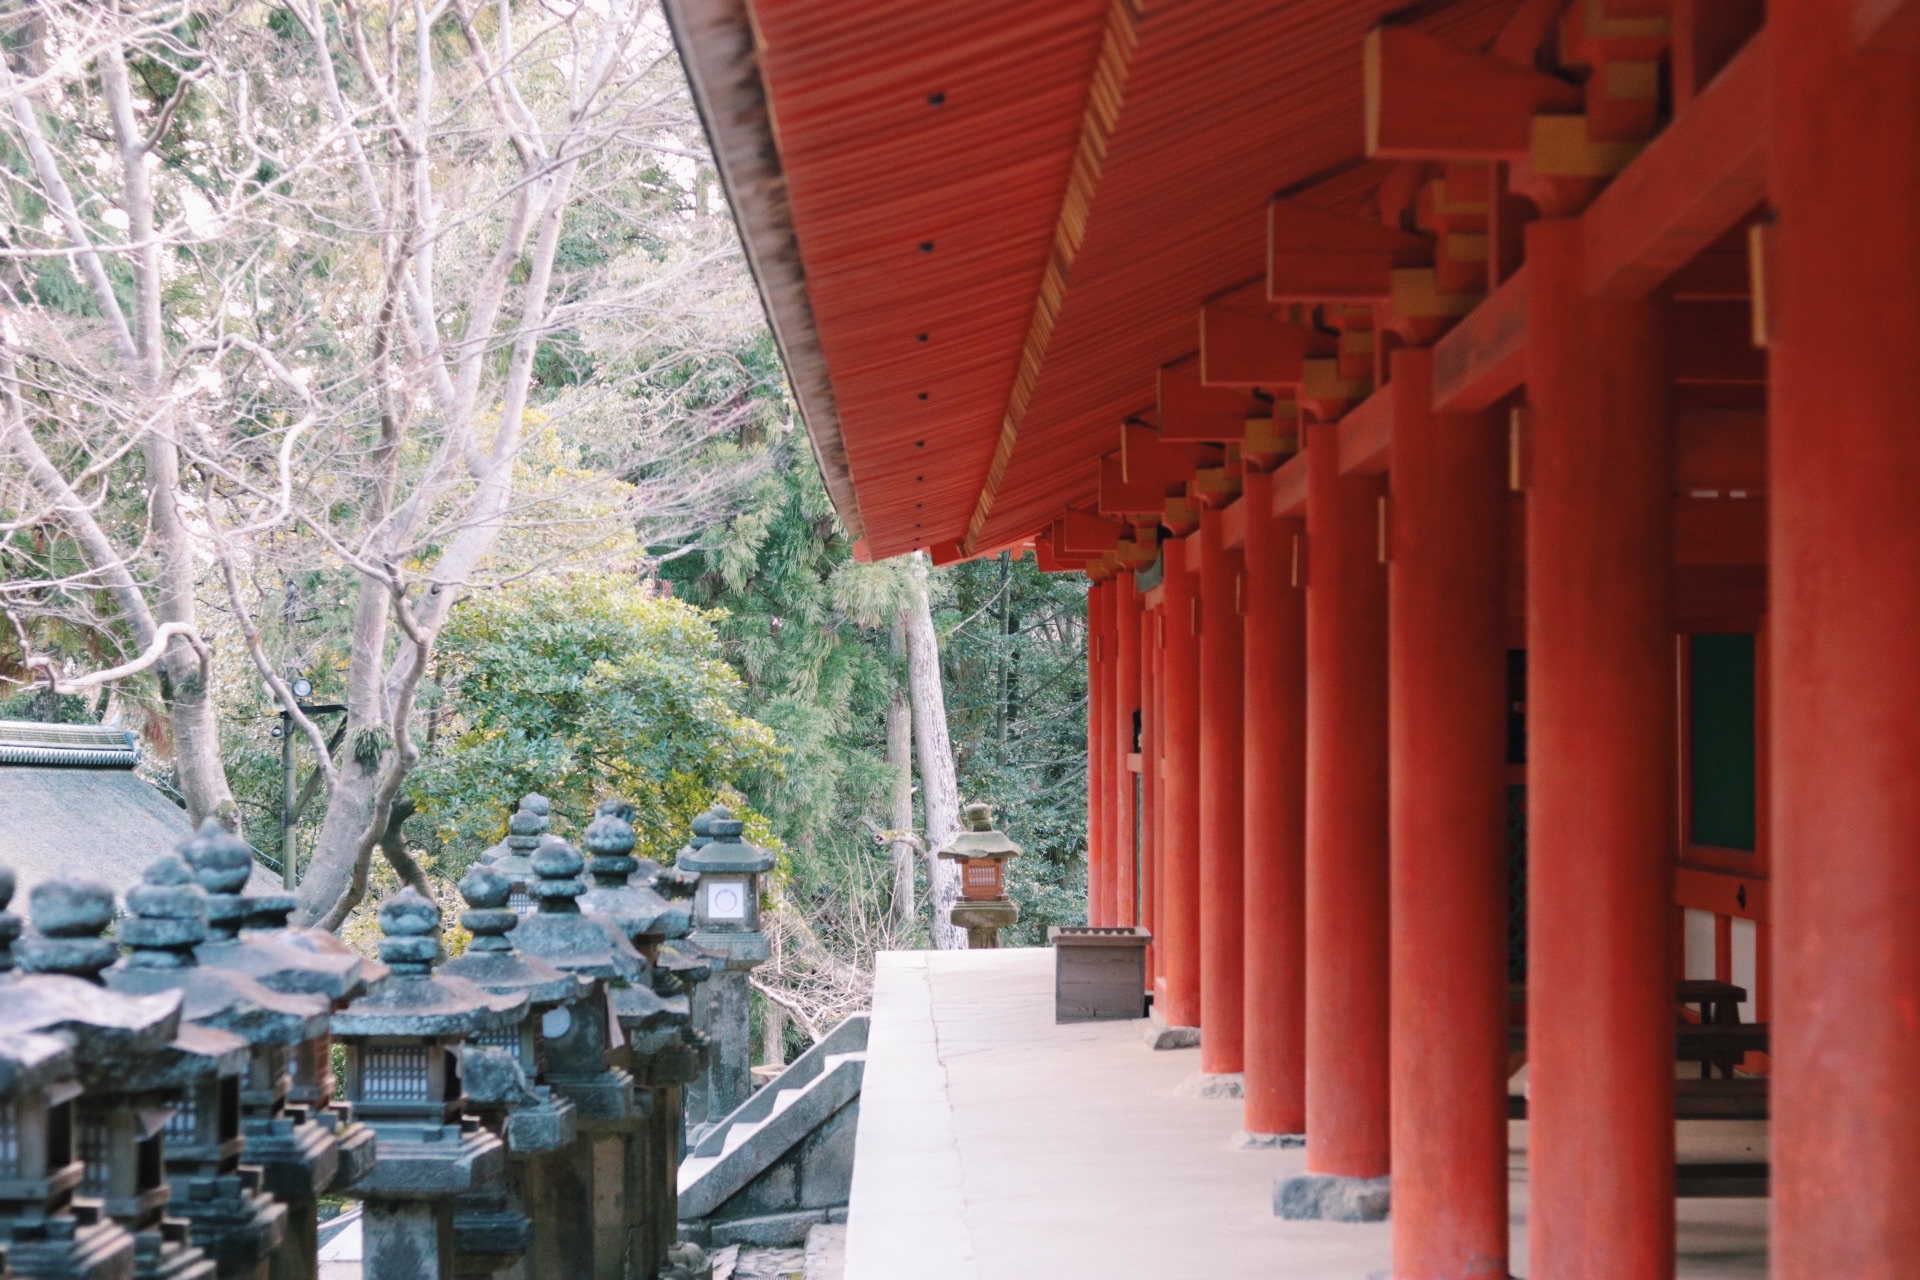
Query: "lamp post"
273 676 346 892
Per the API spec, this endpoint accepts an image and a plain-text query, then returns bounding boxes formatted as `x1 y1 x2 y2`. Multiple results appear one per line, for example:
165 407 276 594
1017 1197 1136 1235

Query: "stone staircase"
678 1014 870 1249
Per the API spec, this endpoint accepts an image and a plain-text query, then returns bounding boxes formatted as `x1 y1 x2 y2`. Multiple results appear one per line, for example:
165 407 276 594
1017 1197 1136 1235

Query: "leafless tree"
0 1 766 927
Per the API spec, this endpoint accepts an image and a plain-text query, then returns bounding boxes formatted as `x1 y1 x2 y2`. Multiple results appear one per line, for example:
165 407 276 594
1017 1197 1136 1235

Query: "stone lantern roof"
180 819 386 1002
935 803 1025 862
510 838 646 984
0 1026 71 1093
579 800 688 942
675 808 774 876
441 864 587 1008
106 855 332 1047
331 890 524 1040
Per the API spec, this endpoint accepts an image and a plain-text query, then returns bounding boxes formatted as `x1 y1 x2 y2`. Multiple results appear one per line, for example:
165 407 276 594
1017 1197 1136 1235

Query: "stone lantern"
476 795 552 915
0 863 140 1280
439 862 586 1279
575 800 700 1278
177 820 382 1278
500 835 649 1280
11 874 252 1280
0 1024 137 1280
676 808 773 1131
329 890 523 1280
107 854 337 1280
937 804 1024 948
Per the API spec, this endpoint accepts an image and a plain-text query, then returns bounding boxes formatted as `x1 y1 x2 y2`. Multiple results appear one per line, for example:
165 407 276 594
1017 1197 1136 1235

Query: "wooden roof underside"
669 0 1515 559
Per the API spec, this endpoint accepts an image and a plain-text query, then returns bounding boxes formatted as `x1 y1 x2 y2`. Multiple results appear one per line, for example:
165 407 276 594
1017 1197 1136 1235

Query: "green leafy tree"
408 573 779 875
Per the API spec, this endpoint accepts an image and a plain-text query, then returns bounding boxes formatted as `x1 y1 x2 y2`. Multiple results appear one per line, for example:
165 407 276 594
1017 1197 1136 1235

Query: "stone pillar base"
1173 1071 1243 1099
1142 1010 1200 1050
1232 1130 1305 1150
1273 1173 1391 1222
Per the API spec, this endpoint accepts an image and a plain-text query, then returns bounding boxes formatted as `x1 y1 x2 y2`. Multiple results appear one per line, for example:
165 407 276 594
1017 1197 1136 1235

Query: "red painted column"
1198 506 1246 1074
1087 577 1110 925
1241 468 1307 1136
1386 348 1510 1279
1113 572 1142 925
1304 421 1391 1178
1769 10 1920 1276
1140 599 1160 981
1526 218 1674 1278
1157 535 1202 1027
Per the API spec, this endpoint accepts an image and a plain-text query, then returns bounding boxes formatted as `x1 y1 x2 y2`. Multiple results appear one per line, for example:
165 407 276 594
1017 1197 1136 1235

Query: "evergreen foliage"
662 446 1089 949
409 574 779 872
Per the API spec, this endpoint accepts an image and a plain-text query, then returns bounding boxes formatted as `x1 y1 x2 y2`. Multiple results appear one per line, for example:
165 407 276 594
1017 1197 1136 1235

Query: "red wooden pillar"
1241 468 1308 1136
1114 572 1143 925
1304 421 1391 1178
1140 599 1160 982
1087 577 1111 925
1526 218 1675 1278
1386 348 1510 1278
1769 9 1920 1275
1158 535 1202 1028
1198 507 1246 1074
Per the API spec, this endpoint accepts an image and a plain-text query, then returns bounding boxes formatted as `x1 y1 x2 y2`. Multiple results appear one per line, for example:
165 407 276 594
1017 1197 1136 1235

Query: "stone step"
677 1020 870 1221
691 1016 872 1159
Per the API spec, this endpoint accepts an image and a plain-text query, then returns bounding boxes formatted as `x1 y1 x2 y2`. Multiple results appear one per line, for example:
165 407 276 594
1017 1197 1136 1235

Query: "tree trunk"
107 40 240 833
761 997 785 1068
886 620 917 930
904 553 967 950
294 575 393 926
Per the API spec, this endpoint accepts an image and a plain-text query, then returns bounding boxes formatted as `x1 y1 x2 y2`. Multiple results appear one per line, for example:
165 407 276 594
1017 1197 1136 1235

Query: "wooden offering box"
1048 926 1151 1023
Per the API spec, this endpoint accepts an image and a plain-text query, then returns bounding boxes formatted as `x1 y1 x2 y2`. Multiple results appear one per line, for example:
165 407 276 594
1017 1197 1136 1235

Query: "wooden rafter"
961 0 1142 554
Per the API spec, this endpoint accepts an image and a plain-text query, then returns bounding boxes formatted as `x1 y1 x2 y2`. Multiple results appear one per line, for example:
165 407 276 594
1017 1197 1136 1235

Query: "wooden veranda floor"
843 948 1768 1279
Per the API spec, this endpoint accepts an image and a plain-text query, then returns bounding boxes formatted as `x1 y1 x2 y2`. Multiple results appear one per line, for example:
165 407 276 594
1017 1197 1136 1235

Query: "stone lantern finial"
582 798 685 942
0 862 19 974
377 887 443 977
180 815 258 941
19 875 118 982
687 806 723 850
459 863 519 952
530 837 588 910
482 793 551 866
585 799 639 885
445 863 582 1007
479 794 556 915
119 855 207 969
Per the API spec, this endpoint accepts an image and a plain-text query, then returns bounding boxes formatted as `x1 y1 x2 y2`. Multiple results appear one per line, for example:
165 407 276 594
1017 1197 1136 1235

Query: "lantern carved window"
360 1046 432 1103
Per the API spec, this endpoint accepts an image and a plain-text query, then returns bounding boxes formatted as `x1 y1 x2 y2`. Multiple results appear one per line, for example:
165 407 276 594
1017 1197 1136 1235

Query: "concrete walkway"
842 948 1768 1280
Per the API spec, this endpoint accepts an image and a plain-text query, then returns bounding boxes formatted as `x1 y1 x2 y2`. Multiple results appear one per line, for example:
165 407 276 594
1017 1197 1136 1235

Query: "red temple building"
665 0 1918 1275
